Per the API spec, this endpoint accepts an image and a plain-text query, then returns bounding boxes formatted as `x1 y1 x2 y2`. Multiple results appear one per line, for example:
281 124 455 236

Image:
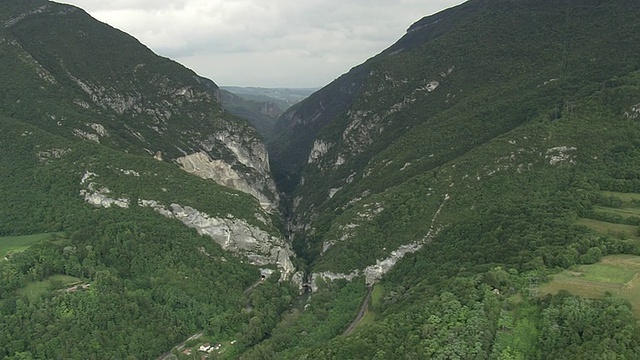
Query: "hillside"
258 0 640 358
272 0 640 273
0 1 296 358
218 89 283 138
4 0 640 358
0 0 281 211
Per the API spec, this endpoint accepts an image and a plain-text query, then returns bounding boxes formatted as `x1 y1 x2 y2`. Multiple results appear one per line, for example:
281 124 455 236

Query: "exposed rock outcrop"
306 194 449 290
309 271 360 292
162 203 294 279
79 172 294 279
174 126 279 213
176 149 277 212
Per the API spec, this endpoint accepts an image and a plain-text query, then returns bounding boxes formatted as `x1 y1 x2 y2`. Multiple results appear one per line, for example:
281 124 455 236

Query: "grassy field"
0 233 53 258
370 284 384 310
576 218 639 240
594 206 640 219
601 191 640 202
17 274 82 301
537 255 640 318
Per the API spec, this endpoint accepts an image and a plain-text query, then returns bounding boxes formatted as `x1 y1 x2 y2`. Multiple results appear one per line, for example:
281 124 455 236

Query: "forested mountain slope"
0 1 296 358
0 0 280 211
272 0 640 274
4 0 640 358
257 0 640 358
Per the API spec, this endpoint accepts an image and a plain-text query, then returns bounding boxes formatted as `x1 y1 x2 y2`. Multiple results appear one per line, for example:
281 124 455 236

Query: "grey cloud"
60 0 467 87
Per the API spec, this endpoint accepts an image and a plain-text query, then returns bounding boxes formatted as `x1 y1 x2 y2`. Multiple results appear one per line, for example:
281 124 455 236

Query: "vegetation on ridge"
0 1 291 358
254 0 640 358
3 0 640 358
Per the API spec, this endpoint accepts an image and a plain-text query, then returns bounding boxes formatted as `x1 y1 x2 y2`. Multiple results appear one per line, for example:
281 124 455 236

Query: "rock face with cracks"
80 172 295 279
177 130 278 212
165 203 294 279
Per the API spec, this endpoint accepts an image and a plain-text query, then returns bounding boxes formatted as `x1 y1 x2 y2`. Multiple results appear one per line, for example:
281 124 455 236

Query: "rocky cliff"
177 130 279 211
79 167 294 277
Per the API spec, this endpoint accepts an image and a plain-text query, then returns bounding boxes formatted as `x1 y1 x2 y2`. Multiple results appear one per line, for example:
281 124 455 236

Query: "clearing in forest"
601 191 640 202
593 206 640 219
576 218 639 240
0 233 53 258
17 274 83 301
538 254 640 318
576 190 640 240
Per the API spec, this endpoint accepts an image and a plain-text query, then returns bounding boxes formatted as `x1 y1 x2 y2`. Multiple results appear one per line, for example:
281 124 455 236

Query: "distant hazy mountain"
219 87 316 140
221 86 317 109
218 89 284 139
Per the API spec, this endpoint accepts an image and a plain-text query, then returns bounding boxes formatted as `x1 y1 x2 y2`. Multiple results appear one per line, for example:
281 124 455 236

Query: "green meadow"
0 233 53 258
538 255 640 318
601 191 640 202
593 206 640 219
576 218 639 240
17 274 83 301
352 284 384 333
577 190 640 239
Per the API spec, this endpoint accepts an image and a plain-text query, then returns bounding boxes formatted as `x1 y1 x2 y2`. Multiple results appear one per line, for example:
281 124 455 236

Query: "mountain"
0 0 295 268
1 0 282 212
257 0 640 358
221 86 317 109
0 1 297 358
272 0 640 271
218 89 283 139
4 0 640 358
218 87 317 139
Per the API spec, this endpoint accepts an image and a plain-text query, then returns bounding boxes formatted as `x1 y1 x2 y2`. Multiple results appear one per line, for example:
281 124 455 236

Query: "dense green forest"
3 0 640 358
0 1 290 357
259 0 640 358
0 113 296 358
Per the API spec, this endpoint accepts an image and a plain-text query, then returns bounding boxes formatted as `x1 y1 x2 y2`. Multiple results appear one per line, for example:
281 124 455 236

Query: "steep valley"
3 0 640 359
260 0 640 358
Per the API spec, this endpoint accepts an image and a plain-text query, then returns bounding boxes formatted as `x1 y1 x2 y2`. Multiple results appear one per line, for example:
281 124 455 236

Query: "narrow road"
342 285 373 336
157 331 204 360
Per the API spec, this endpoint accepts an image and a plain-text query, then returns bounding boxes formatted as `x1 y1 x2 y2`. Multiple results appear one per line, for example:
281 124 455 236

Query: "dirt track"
342 286 373 336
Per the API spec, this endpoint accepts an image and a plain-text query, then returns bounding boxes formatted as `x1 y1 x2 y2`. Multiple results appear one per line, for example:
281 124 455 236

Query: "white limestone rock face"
545 146 577 165
176 150 277 212
176 130 279 212
79 171 129 208
310 194 449 288
81 191 129 208
151 203 295 280
625 104 640 119
363 242 423 285
308 140 331 164
212 131 271 174
79 172 294 279
290 271 305 292
309 271 361 292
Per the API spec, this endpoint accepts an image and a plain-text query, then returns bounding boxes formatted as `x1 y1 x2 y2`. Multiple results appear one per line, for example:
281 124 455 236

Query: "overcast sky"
60 0 466 88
